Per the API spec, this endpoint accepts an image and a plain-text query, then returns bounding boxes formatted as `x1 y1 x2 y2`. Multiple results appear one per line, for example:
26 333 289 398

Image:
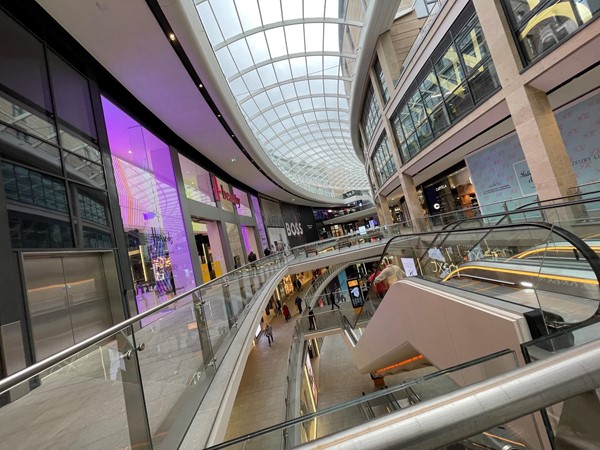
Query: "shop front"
180 154 265 280
420 162 478 225
102 97 196 314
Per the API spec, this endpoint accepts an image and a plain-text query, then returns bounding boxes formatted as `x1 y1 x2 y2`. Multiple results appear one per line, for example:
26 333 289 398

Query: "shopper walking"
329 290 340 310
264 324 273 346
295 296 303 314
282 304 291 322
275 299 282 316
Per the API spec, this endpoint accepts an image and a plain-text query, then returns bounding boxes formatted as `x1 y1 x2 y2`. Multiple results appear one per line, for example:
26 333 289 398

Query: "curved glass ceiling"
195 0 370 199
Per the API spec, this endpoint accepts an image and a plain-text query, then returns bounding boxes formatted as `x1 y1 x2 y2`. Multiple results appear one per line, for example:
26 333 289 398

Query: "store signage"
285 222 304 236
211 176 240 207
435 184 447 192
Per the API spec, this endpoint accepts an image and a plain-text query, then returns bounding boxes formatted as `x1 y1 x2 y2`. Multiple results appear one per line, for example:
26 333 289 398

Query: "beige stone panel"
375 196 395 226
400 172 425 231
508 85 578 200
472 0 522 95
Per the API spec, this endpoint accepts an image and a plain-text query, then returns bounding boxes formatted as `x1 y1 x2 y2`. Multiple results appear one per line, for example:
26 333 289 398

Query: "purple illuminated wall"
251 195 269 252
101 97 195 308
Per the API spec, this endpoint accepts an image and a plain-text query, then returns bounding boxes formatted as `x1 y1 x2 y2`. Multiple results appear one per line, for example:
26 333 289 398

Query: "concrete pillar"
375 194 394 227
473 0 578 201
401 172 426 232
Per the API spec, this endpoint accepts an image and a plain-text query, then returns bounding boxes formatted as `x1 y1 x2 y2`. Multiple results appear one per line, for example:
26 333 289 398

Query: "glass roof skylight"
195 0 370 199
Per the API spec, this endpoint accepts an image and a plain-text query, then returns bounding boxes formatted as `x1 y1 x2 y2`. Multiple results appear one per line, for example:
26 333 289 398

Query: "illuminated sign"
211 175 241 207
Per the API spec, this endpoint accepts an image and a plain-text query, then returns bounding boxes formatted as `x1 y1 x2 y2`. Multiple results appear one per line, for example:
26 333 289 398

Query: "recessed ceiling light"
198 83 203 88
291 198 295 202
128 150 132 154
217 114 221 118
168 33 176 41
231 158 236 162
231 134 235 137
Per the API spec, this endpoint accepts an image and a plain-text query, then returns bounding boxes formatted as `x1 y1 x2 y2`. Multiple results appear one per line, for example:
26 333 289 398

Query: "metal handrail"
204 349 516 450
0 233 387 395
0 252 289 395
370 222 600 321
293 339 600 450
420 190 600 263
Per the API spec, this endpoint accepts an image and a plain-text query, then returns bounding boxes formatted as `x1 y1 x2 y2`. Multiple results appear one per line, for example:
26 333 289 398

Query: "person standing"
275 299 282 316
265 323 274 346
308 307 316 330
264 247 271 256
248 250 257 262
295 296 303 314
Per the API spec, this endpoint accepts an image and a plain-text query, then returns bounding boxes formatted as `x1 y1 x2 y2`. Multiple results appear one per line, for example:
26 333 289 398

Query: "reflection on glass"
408 91 426 125
416 120 434 148
429 104 451 136
361 84 381 144
445 83 474 123
0 330 137 449
400 105 415 135
64 152 106 189
371 133 396 186
2 162 68 212
77 190 108 226
419 70 443 111
59 127 101 162
233 187 252 217
435 45 465 98
179 154 216 206
0 95 57 144
468 61 500 103
505 0 600 65
457 19 490 73
8 210 73 248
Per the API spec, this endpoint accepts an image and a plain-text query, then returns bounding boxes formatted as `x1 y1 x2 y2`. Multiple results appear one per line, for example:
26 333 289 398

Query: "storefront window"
233 187 252 217
226 222 244 267
179 154 216 206
503 0 599 65
214 175 235 212
102 96 195 312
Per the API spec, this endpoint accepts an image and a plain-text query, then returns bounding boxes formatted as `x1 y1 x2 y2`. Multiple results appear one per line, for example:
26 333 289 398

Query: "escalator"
205 349 535 449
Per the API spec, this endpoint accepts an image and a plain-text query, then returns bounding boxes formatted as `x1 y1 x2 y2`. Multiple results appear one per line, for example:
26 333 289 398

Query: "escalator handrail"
202 349 516 450
420 190 600 262
372 222 600 319
521 315 600 364
0 253 289 395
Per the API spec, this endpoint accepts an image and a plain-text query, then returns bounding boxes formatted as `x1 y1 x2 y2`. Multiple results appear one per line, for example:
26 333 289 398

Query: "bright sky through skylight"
195 0 369 198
